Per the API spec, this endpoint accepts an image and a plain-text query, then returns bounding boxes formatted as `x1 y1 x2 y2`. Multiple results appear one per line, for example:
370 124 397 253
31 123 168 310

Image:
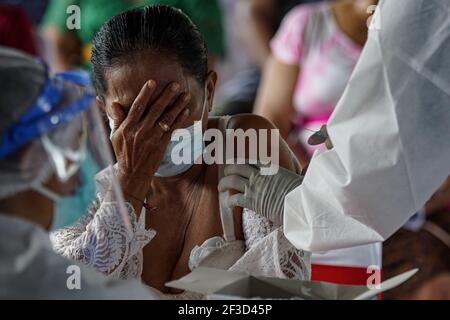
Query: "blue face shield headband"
0 70 94 159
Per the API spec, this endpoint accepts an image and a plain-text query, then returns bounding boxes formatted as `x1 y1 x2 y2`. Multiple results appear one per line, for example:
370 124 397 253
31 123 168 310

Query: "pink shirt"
271 2 362 152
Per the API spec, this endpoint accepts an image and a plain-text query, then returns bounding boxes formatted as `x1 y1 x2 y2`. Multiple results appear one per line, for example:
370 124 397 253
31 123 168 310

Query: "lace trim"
188 209 310 280
242 209 274 248
189 236 246 270
229 209 311 280
51 194 156 280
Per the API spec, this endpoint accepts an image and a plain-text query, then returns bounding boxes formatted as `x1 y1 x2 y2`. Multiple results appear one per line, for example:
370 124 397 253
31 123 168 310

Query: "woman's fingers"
147 82 181 127
162 107 190 138
151 92 191 133
123 80 156 127
156 107 190 155
110 102 126 132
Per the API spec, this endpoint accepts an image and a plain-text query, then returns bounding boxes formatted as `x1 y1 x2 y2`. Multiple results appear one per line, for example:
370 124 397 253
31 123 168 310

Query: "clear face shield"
40 115 88 183
0 71 131 231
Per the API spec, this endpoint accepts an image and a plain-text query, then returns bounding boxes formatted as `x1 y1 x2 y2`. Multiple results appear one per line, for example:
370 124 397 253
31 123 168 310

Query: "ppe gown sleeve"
283 0 450 251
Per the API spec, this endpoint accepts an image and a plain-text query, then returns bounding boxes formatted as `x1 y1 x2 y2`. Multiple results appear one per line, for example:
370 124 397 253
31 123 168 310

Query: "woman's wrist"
118 172 152 211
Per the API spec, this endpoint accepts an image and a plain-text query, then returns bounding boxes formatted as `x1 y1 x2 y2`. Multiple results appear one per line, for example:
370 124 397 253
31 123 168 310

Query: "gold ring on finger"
158 121 170 133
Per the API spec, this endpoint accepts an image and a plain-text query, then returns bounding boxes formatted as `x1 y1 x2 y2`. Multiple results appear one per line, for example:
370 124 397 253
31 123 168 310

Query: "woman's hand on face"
111 80 191 193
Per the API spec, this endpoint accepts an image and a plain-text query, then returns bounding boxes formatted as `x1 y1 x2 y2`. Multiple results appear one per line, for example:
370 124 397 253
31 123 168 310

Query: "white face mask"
108 87 208 178
41 134 86 183
31 133 87 230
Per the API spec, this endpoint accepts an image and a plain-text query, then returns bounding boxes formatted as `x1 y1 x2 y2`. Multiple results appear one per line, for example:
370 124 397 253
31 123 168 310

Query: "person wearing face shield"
219 0 450 252
0 47 160 299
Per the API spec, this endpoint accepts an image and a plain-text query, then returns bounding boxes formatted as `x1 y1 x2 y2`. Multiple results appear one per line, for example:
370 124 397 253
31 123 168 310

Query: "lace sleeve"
229 209 311 280
50 194 156 280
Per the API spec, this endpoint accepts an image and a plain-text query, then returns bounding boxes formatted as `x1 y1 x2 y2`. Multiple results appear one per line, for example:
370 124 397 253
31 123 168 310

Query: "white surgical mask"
108 87 208 178
154 120 204 177
41 134 86 183
31 134 87 230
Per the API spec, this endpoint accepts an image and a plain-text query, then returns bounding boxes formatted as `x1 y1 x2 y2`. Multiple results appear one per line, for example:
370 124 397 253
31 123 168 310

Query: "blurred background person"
41 0 224 72
212 0 320 116
412 273 450 300
0 0 49 25
382 176 450 300
255 0 377 167
0 4 39 56
0 0 50 57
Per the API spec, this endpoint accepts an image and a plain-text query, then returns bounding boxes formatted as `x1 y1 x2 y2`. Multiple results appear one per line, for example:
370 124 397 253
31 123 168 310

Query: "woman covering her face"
51 5 310 297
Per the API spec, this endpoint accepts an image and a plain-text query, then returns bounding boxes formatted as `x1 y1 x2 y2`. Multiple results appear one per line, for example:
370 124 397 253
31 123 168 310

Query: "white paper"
166 267 419 300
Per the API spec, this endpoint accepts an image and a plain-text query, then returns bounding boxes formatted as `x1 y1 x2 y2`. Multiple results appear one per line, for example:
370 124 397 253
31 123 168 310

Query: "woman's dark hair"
91 5 208 96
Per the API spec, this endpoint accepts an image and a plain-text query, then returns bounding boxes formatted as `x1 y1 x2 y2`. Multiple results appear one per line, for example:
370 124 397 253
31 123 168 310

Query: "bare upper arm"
226 113 300 173
236 0 277 67
237 0 276 26
254 55 299 138
223 113 301 241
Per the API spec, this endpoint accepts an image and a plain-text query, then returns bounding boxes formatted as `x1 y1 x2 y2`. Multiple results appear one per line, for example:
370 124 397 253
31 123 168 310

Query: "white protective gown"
284 0 450 251
0 214 157 299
